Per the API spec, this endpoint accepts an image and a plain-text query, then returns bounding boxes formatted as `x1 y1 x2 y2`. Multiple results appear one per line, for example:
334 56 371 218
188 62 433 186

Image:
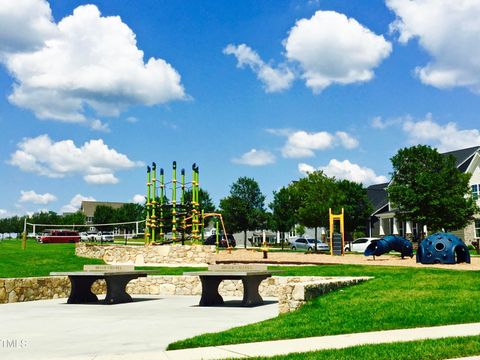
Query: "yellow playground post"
329 208 345 256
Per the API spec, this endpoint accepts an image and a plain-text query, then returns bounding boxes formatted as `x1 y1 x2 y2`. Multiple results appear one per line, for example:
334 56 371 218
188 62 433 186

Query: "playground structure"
329 208 345 256
416 232 470 264
145 161 230 247
364 235 413 258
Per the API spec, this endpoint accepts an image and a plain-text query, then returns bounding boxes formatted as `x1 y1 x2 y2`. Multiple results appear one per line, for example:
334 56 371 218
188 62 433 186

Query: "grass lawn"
250 336 480 360
168 264 480 350
0 239 104 277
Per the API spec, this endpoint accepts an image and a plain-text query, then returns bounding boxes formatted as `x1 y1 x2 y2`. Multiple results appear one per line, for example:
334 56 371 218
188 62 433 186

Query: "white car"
345 237 381 253
95 231 114 242
290 238 329 252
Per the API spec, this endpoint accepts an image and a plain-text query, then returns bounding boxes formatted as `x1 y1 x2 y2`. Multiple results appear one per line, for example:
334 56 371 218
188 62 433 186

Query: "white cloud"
19 190 57 204
223 44 294 92
232 149 276 166
0 209 8 218
126 116 139 123
84 174 119 185
387 0 480 92
132 194 145 204
370 115 406 129
0 0 57 53
402 115 480 152
299 159 388 185
61 194 95 213
284 10 392 92
90 119 110 132
9 134 142 184
277 130 359 158
0 2 186 123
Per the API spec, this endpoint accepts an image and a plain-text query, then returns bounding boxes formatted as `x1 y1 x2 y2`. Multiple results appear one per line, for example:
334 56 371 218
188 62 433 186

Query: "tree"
220 177 267 248
289 171 337 249
388 145 478 232
116 203 145 232
335 180 373 242
184 188 216 214
60 211 86 227
93 205 117 231
269 187 298 249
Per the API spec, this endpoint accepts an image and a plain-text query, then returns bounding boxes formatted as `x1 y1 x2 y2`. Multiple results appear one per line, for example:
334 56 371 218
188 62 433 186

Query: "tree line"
1 145 477 241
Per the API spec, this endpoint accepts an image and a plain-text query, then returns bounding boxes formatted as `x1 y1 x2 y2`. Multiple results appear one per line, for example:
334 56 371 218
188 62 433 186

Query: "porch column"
379 218 385 236
276 231 280 244
405 221 413 240
392 218 399 235
423 225 428 237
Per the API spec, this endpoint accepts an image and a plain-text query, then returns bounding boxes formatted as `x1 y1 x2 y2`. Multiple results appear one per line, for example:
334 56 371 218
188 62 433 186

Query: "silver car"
290 238 329 252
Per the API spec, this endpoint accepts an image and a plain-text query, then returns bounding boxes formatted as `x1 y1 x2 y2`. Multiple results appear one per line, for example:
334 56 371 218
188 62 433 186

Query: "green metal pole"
159 168 164 242
146 166 151 243
151 162 157 243
215 217 219 254
172 161 177 242
191 164 199 244
201 209 205 243
181 168 186 246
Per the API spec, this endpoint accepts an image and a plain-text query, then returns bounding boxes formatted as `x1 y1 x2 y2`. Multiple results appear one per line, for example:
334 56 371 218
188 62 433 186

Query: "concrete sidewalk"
159 322 480 360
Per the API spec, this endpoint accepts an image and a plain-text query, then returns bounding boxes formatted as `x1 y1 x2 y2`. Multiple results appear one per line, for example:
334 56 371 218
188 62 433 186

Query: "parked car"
290 237 329 252
79 232 89 241
86 231 98 241
40 230 80 244
95 231 114 242
344 237 381 253
203 234 236 248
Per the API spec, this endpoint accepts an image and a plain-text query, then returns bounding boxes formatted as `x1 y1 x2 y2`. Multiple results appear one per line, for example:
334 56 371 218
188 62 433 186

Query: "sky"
0 0 480 217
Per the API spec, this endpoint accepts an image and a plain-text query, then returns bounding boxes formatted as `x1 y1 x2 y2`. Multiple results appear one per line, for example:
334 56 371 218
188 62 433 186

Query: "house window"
475 220 480 238
472 184 479 200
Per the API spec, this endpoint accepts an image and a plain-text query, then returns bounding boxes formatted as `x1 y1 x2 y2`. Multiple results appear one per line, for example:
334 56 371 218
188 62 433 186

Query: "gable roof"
367 146 480 214
367 182 389 213
442 146 480 168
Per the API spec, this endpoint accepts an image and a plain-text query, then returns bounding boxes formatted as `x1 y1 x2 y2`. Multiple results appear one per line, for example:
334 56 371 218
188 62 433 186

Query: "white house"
368 146 480 244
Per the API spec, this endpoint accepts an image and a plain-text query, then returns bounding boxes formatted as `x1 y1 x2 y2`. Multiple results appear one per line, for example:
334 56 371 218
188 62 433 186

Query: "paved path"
160 323 480 360
0 295 278 360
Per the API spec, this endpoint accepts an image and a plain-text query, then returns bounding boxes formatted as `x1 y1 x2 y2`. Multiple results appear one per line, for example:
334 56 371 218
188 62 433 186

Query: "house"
80 201 127 229
368 146 480 244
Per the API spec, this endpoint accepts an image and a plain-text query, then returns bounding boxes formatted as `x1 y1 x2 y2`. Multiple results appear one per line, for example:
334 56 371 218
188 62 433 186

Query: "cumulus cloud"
223 44 295 92
225 11 391 94
9 134 142 184
275 130 359 158
387 0 480 92
0 209 9 218
285 11 392 92
299 160 388 185
132 194 145 204
370 116 403 129
232 149 276 166
0 2 186 123
402 115 480 152
19 190 57 204
60 194 95 213
0 0 57 53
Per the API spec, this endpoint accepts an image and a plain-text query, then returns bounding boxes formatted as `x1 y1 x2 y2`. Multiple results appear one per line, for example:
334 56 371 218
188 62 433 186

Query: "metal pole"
145 166 151 243
151 162 157 243
181 168 186 245
159 168 164 242
22 217 27 250
172 161 177 242
215 217 219 254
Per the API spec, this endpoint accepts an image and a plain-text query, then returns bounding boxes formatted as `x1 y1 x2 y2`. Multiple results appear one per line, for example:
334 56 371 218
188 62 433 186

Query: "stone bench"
184 264 277 307
50 265 149 304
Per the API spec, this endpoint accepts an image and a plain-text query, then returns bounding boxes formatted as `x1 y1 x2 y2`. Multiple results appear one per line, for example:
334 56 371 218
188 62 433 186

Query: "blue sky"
0 0 479 216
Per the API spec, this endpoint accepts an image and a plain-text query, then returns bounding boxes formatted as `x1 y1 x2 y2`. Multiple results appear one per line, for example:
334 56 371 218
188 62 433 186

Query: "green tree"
93 205 117 231
335 180 373 242
289 171 337 250
388 145 478 232
184 188 216 214
220 177 267 248
269 187 298 249
116 203 145 232
60 211 86 227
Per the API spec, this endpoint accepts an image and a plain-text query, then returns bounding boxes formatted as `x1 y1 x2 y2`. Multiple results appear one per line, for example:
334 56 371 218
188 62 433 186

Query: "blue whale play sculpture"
364 235 413 258
416 232 470 264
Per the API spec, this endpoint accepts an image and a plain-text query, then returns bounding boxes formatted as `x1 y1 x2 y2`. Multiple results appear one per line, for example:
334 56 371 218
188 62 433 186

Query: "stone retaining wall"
0 275 370 313
75 243 216 265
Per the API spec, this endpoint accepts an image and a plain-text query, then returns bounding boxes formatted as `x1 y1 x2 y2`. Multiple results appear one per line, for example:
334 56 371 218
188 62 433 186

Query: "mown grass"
0 239 104 277
168 264 480 350
251 336 480 360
